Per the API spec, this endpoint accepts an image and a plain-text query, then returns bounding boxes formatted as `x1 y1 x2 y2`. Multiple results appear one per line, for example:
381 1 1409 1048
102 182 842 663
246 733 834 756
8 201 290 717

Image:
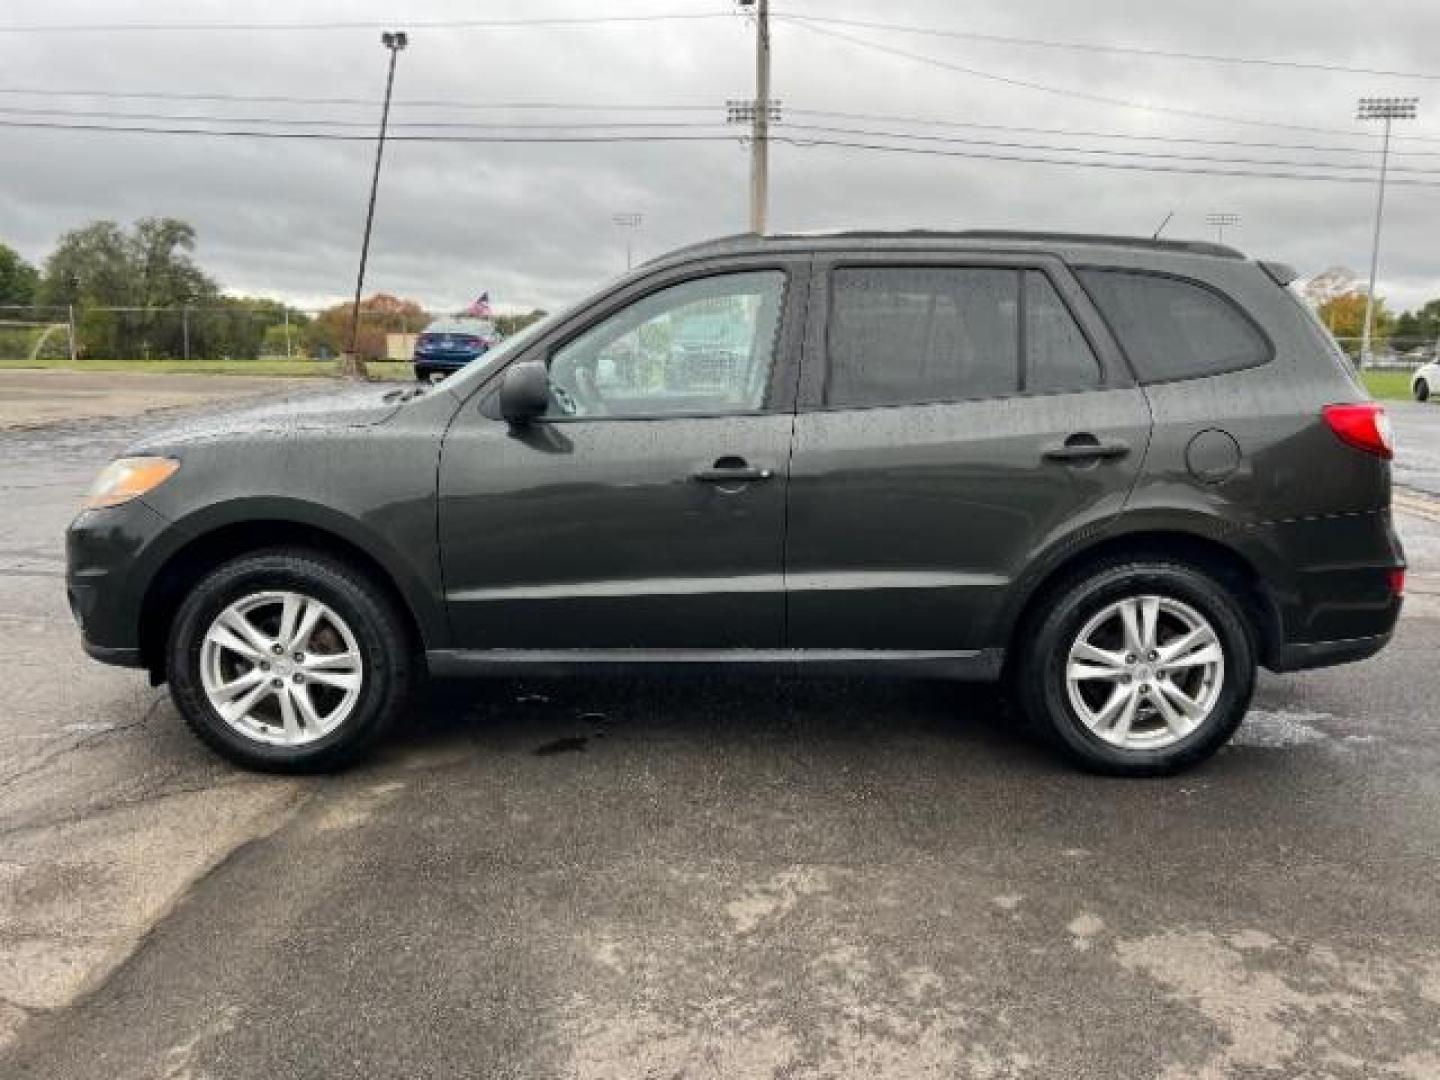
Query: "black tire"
1416 379 1430 402
1017 559 1256 777
166 548 412 773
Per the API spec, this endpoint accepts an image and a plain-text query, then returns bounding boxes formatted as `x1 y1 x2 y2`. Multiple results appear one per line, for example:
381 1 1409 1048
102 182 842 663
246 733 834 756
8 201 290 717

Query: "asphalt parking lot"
3 377 1440 1078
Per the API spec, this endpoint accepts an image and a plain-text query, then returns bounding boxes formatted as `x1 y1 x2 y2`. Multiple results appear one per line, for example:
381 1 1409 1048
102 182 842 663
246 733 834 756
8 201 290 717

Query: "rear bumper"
1251 508 1404 672
1267 630 1394 673
413 355 479 375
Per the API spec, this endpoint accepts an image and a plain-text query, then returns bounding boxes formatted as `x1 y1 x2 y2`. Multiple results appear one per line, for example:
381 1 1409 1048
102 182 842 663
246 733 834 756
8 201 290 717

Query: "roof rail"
642 229 1246 267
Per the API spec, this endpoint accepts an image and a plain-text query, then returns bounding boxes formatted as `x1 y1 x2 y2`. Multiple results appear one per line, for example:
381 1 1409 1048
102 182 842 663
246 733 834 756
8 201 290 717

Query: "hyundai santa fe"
66 231 1405 776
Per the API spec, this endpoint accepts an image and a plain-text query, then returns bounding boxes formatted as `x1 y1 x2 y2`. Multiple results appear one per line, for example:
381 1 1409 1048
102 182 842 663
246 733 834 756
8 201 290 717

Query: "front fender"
146 496 448 650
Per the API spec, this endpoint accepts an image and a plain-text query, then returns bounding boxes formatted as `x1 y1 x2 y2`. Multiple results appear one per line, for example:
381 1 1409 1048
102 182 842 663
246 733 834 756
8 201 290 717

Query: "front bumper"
66 498 173 669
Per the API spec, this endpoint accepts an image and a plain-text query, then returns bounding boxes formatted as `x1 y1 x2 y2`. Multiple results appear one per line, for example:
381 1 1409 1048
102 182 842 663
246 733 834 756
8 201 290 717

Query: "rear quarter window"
1076 268 1272 383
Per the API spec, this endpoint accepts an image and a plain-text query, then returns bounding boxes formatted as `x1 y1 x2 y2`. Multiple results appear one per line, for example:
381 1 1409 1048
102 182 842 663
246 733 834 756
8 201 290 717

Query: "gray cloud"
3 0 1438 314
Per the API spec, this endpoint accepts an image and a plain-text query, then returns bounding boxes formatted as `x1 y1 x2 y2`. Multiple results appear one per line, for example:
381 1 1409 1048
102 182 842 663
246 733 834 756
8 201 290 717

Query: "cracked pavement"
2 377 1440 1077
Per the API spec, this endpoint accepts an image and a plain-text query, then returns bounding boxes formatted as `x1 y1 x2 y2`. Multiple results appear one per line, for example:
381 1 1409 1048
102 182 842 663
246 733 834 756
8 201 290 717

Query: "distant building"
386 333 418 360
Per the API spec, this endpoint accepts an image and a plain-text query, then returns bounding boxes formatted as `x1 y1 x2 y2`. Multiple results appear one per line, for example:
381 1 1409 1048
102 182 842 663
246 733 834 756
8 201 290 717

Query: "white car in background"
1412 357 1440 402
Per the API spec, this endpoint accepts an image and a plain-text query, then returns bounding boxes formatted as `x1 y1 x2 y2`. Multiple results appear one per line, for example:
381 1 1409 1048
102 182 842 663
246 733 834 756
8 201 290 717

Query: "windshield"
438 312 560 393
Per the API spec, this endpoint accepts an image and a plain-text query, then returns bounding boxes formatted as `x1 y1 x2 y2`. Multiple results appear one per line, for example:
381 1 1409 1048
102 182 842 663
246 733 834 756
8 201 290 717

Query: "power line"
784 18 1440 144
0 86 716 112
8 83 1438 149
0 11 735 33
786 108 1440 159
0 118 739 143
14 104 1427 174
0 105 728 130
7 115 1440 187
780 122 1440 176
774 134 1440 188
780 13 1440 83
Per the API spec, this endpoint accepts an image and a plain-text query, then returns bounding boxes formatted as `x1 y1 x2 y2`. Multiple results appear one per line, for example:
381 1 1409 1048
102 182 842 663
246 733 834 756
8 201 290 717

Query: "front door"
438 263 805 650
784 256 1151 651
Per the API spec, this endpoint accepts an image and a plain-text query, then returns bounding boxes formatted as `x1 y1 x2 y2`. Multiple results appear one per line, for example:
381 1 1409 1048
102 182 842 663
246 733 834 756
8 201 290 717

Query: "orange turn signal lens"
81 457 179 511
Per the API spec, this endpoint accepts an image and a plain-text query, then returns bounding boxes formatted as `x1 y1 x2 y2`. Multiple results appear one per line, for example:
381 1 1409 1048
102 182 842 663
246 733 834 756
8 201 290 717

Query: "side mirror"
499 361 550 424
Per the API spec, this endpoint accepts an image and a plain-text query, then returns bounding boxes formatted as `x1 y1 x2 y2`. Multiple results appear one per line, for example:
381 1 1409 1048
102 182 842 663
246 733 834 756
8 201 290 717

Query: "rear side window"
1025 271 1101 392
1077 269 1270 382
826 267 1018 406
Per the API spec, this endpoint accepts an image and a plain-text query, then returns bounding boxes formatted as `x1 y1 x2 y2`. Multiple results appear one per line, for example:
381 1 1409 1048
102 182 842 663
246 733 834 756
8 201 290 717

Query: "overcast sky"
2 0 1438 316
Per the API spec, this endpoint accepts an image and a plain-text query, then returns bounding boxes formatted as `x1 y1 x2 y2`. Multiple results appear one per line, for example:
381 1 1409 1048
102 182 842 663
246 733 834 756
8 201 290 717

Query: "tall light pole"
343 30 408 380
613 212 643 270
1357 96 1418 369
1205 212 1240 245
732 0 773 234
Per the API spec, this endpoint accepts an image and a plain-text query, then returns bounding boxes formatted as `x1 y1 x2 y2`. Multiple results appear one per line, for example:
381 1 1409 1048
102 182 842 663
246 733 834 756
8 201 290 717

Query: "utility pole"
283 306 293 358
343 30 408 380
181 301 190 361
730 0 774 234
1205 212 1240 245
751 0 770 235
613 212 643 270
1357 96 1418 369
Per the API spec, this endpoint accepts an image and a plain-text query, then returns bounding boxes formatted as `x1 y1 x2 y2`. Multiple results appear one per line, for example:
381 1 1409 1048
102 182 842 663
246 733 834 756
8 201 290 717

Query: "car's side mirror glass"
498 361 551 424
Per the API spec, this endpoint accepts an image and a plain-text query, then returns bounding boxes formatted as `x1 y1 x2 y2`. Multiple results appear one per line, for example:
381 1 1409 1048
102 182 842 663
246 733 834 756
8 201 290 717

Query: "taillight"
1323 402 1393 459
1389 569 1406 596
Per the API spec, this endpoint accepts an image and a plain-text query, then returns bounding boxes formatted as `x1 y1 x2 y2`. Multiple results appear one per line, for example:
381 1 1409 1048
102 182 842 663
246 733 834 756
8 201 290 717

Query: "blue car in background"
413 317 501 382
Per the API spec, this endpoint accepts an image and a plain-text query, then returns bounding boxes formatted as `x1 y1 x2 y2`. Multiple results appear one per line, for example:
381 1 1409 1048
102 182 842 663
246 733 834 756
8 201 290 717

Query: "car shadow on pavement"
371 674 1053 775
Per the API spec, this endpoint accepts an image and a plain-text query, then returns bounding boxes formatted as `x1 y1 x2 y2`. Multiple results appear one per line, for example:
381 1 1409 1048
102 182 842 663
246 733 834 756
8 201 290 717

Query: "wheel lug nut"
1147 650 1159 662
293 652 304 663
1125 654 1136 664
271 643 283 655
271 677 284 689
260 661 270 671
292 673 305 684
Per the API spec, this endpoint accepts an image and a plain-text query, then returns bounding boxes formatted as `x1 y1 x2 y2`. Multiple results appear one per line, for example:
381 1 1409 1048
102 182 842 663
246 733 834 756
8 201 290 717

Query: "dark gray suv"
66 231 1405 776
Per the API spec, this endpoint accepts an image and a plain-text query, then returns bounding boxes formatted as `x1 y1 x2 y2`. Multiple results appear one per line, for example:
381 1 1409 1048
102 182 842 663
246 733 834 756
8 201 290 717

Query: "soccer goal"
0 320 74 362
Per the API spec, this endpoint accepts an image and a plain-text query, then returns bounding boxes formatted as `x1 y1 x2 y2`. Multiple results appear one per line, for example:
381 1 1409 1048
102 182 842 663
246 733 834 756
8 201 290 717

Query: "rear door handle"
690 455 774 483
1042 435 1131 463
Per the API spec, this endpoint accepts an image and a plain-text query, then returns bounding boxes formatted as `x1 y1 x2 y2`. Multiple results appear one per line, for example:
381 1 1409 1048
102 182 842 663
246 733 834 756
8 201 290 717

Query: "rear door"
784 253 1151 651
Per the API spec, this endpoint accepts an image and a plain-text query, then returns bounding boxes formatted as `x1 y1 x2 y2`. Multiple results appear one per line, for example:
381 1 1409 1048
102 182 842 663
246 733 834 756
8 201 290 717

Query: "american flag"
464 292 492 318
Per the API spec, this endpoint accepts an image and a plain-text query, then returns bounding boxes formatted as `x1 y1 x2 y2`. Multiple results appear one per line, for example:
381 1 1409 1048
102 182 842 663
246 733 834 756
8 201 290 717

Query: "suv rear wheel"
1019 560 1256 776
166 548 412 772
1415 378 1430 402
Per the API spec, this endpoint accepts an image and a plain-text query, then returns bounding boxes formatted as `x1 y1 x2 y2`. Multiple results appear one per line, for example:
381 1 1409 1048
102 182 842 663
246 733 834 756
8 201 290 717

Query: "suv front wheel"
1019 560 1256 776
166 548 412 772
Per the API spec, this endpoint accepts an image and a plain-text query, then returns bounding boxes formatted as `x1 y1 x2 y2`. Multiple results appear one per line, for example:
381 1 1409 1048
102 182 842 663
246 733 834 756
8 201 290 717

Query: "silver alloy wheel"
199 590 364 747
1064 594 1225 751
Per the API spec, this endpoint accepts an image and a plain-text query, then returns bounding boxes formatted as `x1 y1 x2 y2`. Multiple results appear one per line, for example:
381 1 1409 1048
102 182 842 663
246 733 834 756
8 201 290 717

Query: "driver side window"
546 270 786 418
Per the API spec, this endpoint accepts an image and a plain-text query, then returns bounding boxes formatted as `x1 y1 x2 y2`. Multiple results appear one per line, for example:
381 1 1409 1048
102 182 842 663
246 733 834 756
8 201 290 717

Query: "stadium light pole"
1205 212 1240 245
613 213 643 270
343 30 408 380
1357 96 1418 369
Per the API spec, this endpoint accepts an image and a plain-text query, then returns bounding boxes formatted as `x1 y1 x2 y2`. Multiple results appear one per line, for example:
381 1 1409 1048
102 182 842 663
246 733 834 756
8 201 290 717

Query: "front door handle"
690 455 774 483
1042 434 1131 463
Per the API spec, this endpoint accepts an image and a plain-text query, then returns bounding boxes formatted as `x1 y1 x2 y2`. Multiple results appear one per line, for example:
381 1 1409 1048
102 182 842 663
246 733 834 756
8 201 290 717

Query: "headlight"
82 456 179 511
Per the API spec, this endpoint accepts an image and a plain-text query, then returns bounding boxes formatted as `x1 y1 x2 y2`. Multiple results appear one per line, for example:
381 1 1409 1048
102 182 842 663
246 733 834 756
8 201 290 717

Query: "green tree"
0 243 40 307
38 218 219 358
1392 299 1440 352
495 308 548 337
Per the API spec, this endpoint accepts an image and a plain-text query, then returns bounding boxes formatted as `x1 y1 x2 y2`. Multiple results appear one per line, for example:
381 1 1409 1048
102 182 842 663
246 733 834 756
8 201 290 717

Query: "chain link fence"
0 304 432 364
